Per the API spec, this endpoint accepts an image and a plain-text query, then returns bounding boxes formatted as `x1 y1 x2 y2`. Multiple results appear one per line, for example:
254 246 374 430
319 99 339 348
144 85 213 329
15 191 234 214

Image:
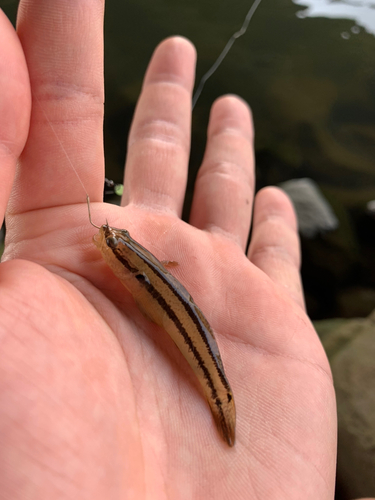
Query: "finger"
248 187 305 309
8 0 105 217
0 12 31 224
123 37 196 216
189 95 254 250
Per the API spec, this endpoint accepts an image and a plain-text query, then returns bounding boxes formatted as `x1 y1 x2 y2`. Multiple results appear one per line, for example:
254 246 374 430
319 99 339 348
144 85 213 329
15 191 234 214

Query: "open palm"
0 2 336 499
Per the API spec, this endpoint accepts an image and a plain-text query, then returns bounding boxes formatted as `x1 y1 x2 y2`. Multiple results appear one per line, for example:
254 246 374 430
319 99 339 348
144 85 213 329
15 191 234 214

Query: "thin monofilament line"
192 0 263 109
33 94 89 197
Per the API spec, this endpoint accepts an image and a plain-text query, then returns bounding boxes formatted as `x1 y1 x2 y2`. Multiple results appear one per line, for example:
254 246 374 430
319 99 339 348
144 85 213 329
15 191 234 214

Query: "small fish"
92 220 236 446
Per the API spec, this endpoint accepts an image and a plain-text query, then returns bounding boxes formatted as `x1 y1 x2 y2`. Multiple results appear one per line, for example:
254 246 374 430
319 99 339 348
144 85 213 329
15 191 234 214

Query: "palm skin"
0 2 337 499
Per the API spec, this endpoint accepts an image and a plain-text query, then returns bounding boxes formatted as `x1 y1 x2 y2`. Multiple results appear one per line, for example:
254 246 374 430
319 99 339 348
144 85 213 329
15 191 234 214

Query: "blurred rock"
280 178 339 237
337 287 375 318
316 310 375 499
367 200 375 215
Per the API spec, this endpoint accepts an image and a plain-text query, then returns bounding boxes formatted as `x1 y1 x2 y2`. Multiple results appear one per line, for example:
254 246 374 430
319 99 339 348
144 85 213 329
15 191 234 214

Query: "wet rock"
316 310 375 499
367 200 375 215
280 178 339 237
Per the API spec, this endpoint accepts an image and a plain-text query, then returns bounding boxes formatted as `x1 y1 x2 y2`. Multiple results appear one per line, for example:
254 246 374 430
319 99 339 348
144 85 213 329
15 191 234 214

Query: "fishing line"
192 0 264 109
33 94 89 198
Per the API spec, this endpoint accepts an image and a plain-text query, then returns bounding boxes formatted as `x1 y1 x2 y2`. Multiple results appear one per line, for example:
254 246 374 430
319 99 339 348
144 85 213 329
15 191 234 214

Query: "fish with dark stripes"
93 224 236 446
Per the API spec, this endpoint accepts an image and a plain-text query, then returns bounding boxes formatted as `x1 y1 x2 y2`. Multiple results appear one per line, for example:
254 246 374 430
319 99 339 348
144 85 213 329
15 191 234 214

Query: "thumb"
0 11 31 224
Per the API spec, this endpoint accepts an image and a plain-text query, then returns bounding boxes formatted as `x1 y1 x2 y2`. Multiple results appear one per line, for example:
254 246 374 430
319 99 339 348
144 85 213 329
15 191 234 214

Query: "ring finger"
189 95 254 250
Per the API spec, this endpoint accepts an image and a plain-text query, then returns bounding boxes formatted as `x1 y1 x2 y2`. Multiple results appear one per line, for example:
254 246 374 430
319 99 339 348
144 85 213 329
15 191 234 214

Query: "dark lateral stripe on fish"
115 238 232 393
112 246 228 413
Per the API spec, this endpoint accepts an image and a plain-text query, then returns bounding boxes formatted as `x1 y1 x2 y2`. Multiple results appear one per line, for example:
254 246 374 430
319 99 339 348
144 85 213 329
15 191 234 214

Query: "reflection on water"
293 0 375 36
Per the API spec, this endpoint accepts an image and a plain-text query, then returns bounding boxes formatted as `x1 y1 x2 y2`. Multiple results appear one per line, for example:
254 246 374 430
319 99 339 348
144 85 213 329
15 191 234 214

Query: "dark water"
3 0 375 319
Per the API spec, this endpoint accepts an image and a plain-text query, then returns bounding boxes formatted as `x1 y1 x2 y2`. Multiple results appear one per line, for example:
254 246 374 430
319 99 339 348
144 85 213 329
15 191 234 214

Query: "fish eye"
106 236 118 248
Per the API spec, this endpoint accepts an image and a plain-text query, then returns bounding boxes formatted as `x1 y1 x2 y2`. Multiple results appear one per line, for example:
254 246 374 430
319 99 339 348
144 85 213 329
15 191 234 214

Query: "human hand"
0 1 337 498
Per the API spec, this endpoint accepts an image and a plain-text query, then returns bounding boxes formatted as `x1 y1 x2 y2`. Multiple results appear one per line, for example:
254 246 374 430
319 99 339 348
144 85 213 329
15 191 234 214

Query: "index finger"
8 0 105 217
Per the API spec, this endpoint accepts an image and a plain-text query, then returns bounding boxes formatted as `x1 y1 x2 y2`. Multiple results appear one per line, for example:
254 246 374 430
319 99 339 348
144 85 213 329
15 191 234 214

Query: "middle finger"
122 37 196 217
